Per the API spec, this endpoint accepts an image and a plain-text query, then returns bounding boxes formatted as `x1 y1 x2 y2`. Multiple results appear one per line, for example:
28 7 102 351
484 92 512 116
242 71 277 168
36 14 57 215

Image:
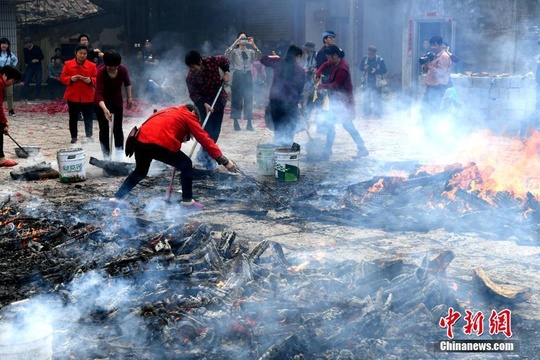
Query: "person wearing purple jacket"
260 45 305 146
94 50 132 159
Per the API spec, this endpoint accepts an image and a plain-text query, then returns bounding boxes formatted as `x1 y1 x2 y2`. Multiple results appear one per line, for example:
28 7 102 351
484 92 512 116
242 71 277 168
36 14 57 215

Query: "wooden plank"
473 267 532 303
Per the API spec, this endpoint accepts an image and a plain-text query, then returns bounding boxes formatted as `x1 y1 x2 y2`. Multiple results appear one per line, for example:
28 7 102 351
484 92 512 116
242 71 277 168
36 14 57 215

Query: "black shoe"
8 109 15 116
233 120 241 131
353 147 370 159
71 138 77 144
246 121 254 131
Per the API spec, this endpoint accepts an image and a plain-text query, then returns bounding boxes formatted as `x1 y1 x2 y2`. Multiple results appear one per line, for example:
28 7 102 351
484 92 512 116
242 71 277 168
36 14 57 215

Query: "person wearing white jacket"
0 38 18 116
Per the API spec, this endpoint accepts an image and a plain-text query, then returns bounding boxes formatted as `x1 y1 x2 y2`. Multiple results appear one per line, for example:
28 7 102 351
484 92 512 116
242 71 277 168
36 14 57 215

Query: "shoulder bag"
376 75 388 88
125 126 140 157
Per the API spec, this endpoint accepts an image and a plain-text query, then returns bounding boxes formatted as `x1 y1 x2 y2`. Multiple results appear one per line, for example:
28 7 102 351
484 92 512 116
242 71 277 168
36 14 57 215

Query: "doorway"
412 19 456 92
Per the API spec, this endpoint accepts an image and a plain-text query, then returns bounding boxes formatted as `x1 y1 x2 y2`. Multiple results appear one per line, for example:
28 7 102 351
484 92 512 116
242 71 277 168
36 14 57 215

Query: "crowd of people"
0 30 458 209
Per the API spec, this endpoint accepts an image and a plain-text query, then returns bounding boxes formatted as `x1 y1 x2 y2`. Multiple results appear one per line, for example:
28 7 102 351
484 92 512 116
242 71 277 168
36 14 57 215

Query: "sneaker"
70 138 77 144
180 199 205 210
86 137 94 143
353 147 370 159
8 109 15 116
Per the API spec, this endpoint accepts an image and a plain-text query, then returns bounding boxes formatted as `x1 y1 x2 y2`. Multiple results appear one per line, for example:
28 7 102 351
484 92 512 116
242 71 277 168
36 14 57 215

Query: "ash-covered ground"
2 96 540 358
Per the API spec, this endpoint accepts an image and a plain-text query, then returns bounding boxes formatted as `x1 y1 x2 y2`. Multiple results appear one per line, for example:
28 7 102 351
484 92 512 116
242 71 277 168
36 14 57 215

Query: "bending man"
110 104 237 209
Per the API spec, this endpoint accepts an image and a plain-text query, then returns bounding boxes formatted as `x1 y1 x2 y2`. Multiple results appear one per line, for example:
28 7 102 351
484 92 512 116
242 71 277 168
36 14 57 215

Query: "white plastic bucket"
0 322 53 360
256 143 275 176
57 148 86 183
274 147 300 181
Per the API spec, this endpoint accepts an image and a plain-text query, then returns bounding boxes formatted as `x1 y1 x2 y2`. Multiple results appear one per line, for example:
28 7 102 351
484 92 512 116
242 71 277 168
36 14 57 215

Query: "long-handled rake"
235 165 289 209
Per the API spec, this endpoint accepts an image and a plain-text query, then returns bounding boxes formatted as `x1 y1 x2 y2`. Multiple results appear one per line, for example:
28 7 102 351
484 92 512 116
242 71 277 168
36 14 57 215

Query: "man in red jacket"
109 104 237 209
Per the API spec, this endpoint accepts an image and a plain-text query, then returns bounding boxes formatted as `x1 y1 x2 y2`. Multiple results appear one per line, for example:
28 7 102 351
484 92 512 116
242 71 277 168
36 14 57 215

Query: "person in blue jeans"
22 37 44 101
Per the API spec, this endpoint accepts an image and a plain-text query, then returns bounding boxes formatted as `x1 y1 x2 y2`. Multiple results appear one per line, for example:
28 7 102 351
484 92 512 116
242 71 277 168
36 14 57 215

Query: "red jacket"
316 58 355 117
137 106 223 159
60 58 97 103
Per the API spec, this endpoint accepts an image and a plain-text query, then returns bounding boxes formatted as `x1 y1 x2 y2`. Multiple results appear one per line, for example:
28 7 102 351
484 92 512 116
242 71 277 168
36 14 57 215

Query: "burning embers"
0 205 70 251
291 155 540 244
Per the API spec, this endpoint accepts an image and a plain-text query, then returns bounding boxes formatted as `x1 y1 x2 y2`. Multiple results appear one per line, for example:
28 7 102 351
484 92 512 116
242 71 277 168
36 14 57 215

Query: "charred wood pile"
292 162 540 244
9 162 59 181
0 199 534 359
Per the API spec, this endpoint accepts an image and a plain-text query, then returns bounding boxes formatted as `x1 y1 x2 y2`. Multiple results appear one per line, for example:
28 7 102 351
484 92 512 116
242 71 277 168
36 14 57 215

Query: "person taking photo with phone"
225 32 262 131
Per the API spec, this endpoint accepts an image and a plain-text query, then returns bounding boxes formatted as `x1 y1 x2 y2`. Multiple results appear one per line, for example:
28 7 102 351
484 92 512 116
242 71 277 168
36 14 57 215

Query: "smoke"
0 270 149 357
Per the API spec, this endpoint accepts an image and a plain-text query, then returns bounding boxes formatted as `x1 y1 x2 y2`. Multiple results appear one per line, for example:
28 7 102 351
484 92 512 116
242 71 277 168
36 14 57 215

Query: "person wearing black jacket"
360 45 387 119
315 31 337 83
22 37 44 101
78 34 103 64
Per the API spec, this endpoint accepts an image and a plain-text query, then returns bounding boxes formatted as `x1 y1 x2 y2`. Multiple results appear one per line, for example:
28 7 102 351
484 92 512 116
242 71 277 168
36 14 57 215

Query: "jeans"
422 85 448 132
194 102 224 171
316 103 366 152
22 64 43 100
363 85 382 117
230 71 254 120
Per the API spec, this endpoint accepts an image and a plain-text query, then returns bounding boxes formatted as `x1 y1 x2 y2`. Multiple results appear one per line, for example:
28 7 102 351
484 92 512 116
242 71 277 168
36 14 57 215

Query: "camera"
419 52 436 64
240 39 249 44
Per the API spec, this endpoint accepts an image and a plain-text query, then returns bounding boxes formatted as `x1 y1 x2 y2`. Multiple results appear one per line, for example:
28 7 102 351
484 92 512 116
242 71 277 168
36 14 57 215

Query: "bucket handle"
256 133 273 146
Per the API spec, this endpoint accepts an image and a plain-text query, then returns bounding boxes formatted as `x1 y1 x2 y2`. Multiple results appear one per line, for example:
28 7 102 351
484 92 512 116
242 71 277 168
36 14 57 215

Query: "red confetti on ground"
10 100 267 121
15 99 68 115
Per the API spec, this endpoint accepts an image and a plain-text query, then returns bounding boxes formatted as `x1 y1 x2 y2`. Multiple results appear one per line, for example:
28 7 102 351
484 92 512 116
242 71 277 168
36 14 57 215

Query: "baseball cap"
323 31 337 39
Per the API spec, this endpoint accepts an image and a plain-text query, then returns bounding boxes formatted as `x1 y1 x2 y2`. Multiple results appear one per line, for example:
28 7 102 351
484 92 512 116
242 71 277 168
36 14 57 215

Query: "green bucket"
274 147 300 181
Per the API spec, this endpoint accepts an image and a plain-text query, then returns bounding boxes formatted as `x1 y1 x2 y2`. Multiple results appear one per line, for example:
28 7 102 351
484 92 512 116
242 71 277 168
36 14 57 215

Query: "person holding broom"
109 104 237 209
184 50 230 172
94 50 133 160
0 65 22 168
